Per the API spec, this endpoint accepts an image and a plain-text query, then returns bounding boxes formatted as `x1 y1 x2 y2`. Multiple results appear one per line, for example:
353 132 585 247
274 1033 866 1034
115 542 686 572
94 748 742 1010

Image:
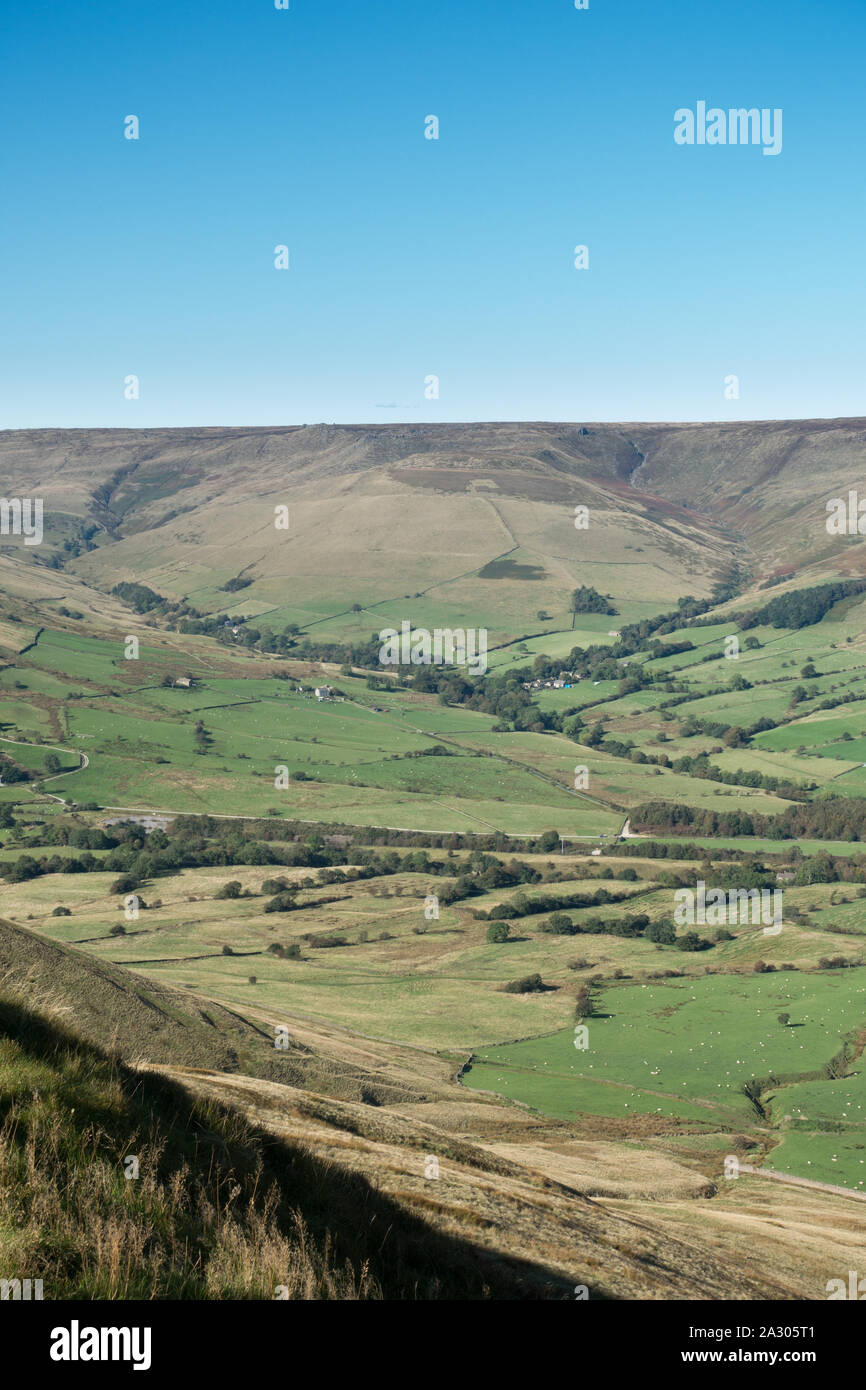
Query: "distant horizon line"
1 415 864 434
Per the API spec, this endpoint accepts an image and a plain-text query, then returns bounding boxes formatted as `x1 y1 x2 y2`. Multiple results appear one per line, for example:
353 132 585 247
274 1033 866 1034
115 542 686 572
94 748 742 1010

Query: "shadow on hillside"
0 994 590 1301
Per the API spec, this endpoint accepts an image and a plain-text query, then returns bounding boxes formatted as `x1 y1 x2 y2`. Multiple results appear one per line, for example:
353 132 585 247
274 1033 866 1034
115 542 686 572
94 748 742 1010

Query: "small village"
521 670 578 692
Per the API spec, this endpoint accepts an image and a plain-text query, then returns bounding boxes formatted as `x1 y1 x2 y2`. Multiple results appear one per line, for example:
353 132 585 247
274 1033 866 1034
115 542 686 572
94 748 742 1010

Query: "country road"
0 736 89 805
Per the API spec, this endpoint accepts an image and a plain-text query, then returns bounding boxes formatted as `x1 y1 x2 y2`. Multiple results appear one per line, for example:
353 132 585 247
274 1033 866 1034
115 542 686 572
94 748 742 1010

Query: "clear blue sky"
1 0 863 427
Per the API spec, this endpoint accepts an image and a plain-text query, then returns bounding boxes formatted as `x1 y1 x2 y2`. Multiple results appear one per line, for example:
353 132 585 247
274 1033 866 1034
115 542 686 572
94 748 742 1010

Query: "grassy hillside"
0 980 583 1299
0 421 758 651
4 421 866 1300
2 420 863 640
3 967 862 1302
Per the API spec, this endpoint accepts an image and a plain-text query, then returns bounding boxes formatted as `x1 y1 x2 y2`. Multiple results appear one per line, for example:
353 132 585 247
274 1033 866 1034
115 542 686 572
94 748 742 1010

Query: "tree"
503 973 545 994
486 921 510 943
43 752 61 775
215 880 243 899
675 931 710 952
110 874 138 895
571 586 616 617
261 877 290 894
778 1012 790 1026
646 919 676 945
542 912 577 936
574 985 594 1019
264 892 299 913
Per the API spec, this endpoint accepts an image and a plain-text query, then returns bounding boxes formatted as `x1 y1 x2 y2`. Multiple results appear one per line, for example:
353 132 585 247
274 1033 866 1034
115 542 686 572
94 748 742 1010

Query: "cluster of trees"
533 910 714 951
628 803 866 885
632 796 866 847
111 582 188 617
631 801 758 838
571 586 617 616
1 819 560 912
676 711 779 743
502 973 547 994
0 753 30 784
667 750 810 800
481 886 640 921
54 521 100 561
739 579 866 631
540 911 650 938
437 857 541 904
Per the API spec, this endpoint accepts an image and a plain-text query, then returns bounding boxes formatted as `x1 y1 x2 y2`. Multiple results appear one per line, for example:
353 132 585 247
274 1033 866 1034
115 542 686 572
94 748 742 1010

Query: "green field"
463 971 866 1187
6 567 866 1200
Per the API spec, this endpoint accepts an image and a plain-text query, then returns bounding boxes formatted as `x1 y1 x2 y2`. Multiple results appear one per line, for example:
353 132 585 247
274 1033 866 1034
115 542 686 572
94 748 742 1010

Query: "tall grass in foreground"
0 981 554 1299
0 990 374 1298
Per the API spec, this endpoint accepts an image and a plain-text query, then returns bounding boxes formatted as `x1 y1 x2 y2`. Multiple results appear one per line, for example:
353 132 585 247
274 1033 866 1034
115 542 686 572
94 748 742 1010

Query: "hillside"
0 916 445 1105
1 419 862 655
0 973 575 1299
1 924 863 1300
3 419 866 1303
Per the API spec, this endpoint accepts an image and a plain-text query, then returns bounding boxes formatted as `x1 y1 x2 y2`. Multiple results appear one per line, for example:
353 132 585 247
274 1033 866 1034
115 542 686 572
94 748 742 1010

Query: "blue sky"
1 0 863 427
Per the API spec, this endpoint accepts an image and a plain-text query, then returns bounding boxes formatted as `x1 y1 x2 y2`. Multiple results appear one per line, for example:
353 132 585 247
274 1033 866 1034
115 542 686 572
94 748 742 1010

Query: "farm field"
763 1063 866 1192
10 0 866 1303
4 459 866 1259
646 835 866 857
7 577 866 839
6 849 862 1085
1 636 625 833
464 971 866 1187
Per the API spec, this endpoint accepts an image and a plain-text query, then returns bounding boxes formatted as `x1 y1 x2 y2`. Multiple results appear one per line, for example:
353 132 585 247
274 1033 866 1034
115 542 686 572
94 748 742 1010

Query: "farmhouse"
174 676 196 688
314 686 332 701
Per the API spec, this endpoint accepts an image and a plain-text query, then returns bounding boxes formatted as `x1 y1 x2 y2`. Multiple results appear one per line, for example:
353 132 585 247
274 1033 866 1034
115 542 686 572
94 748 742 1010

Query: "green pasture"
463 970 866 1187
